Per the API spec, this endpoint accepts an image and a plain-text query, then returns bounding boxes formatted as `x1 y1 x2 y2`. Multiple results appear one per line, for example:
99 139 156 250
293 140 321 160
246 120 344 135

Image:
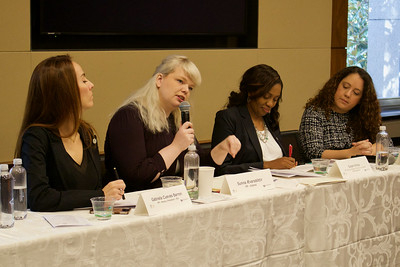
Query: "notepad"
297 177 347 186
191 193 234 204
43 215 92 228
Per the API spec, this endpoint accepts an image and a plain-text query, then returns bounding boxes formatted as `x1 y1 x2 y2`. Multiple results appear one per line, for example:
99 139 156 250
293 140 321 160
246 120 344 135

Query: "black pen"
113 167 125 200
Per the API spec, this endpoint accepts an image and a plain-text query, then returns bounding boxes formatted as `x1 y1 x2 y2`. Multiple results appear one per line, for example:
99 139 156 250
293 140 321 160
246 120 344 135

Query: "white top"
256 128 283 161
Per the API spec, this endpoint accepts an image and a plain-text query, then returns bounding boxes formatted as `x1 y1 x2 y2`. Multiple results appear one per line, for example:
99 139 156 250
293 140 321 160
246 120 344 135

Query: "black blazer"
21 126 104 211
211 105 286 176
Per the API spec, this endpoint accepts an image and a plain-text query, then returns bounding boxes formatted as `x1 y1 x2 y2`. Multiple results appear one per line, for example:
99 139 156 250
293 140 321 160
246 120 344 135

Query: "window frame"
331 0 400 119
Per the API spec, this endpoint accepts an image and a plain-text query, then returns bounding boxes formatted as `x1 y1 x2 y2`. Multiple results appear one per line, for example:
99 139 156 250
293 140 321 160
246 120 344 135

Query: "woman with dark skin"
212 64 296 175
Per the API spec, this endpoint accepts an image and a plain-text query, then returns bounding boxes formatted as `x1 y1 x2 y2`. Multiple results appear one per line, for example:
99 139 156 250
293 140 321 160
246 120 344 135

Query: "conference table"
0 165 399 267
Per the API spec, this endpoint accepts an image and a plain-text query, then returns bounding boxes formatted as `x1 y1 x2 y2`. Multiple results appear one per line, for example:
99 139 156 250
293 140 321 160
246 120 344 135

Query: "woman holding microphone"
104 55 240 192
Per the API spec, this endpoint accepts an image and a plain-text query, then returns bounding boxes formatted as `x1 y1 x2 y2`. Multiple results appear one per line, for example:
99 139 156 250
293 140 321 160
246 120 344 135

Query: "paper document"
292 164 314 172
270 169 322 178
274 178 299 188
43 215 91 228
250 165 320 177
298 177 347 186
192 193 234 204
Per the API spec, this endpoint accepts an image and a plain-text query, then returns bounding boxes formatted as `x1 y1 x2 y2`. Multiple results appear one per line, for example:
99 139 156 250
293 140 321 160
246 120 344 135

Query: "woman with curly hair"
299 66 381 160
211 64 296 175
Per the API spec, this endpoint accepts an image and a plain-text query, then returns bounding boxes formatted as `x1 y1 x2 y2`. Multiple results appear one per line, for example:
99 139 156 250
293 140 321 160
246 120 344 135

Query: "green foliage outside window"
347 0 369 69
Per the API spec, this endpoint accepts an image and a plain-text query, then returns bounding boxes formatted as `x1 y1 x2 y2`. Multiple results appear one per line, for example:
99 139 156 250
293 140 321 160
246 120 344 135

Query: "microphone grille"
179 101 190 111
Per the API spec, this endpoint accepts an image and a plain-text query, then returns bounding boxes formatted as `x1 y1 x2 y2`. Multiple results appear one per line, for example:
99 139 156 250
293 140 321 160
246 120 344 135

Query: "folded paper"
220 169 274 195
134 185 192 216
328 156 374 179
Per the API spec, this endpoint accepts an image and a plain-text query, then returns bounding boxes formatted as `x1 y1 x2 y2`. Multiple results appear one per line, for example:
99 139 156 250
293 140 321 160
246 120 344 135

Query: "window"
347 0 400 117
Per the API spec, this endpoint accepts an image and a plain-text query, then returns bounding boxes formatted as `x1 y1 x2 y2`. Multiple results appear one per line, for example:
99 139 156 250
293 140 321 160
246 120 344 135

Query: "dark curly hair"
227 64 283 130
305 66 381 142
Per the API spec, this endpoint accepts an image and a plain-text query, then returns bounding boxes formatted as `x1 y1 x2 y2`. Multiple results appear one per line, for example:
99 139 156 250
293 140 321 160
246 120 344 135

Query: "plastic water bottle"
184 144 199 200
376 125 390 171
10 158 27 220
0 164 14 228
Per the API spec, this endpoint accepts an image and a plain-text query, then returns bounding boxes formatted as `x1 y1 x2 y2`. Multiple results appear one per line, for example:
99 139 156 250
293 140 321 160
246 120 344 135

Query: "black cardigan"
104 105 215 193
21 126 104 211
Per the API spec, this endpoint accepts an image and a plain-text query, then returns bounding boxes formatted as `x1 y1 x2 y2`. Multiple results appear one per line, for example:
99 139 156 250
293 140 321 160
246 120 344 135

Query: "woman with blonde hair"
105 55 240 192
16 55 125 211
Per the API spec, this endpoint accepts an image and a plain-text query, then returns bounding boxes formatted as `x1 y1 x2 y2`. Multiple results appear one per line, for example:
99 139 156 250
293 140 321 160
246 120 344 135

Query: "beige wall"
0 0 334 162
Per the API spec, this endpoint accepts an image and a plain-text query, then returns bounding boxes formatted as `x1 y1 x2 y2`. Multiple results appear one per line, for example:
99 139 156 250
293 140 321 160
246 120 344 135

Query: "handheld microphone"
179 101 190 124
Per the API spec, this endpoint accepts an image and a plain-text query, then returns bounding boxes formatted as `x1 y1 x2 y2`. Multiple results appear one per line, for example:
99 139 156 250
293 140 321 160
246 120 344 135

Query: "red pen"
289 144 293 157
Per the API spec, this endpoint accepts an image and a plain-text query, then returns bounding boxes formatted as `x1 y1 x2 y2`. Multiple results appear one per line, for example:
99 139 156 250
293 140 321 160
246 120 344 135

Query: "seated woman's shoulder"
216 108 228 116
23 126 51 137
216 106 240 118
304 106 324 117
112 104 140 121
22 126 54 147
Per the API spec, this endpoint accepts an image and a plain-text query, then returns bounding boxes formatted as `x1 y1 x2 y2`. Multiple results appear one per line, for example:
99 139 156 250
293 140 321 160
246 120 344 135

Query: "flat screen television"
31 0 258 50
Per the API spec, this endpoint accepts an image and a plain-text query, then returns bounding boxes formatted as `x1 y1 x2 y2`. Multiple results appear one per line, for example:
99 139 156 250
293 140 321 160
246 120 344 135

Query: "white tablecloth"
0 187 305 266
304 165 400 266
0 165 399 267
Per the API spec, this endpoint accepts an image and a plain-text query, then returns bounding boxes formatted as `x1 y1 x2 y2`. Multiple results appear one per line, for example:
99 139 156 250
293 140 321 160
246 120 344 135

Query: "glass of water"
90 197 115 220
311 158 330 175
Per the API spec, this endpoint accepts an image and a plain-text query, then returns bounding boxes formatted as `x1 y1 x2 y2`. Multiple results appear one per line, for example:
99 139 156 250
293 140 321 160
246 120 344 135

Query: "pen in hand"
113 167 125 200
289 144 293 158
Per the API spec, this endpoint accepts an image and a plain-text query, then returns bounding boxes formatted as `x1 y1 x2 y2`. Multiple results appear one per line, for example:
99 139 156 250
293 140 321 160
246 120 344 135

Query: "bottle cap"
380 126 386 131
13 158 22 165
0 164 9 171
188 144 196 151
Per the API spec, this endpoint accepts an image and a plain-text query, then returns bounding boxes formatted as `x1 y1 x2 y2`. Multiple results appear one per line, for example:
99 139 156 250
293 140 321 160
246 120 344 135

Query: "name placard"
328 156 374 179
220 169 274 196
134 185 192 216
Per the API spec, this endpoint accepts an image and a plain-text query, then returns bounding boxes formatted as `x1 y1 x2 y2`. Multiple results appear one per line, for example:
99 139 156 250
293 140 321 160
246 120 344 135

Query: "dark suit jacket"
211 105 286 176
21 126 104 211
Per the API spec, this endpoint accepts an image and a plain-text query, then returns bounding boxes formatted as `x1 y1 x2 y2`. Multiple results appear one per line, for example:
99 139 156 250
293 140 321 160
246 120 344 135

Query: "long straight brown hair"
15 55 94 157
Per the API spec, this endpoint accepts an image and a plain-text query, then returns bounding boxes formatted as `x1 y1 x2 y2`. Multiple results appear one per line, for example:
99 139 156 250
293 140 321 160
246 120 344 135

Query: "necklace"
255 123 268 143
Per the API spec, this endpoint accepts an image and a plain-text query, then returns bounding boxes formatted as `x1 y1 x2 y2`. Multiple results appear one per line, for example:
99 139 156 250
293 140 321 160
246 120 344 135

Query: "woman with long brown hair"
15 55 125 211
299 66 381 160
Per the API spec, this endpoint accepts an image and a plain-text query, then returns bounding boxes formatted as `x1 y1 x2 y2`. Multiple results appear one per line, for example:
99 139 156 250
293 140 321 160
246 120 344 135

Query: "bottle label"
1 173 15 227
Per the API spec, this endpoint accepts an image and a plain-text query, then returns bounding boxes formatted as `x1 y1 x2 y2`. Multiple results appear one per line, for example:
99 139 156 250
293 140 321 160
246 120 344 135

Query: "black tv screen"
31 0 258 50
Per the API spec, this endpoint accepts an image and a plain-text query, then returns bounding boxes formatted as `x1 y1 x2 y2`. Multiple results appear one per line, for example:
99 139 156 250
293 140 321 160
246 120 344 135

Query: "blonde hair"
119 55 201 133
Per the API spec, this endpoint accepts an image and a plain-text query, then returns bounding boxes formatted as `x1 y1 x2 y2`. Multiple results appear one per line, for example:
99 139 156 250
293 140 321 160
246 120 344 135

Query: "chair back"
280 130 307 164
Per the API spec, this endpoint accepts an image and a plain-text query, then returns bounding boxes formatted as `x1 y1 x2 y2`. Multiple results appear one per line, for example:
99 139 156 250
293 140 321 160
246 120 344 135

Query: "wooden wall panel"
331 0 348 75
